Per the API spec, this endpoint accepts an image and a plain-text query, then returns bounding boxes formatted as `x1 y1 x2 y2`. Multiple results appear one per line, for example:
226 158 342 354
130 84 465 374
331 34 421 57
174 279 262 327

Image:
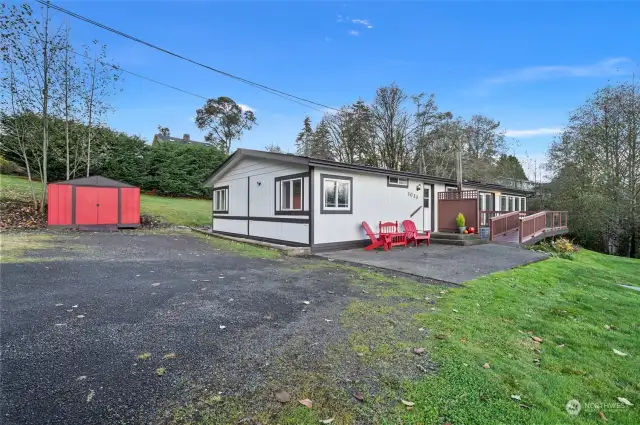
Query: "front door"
422 184 432 231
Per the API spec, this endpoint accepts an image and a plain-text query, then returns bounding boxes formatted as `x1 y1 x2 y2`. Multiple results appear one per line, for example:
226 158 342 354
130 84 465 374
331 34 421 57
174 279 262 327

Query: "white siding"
313 167 425 245
213 157 310 244
213 218 247 234
249 221 309 244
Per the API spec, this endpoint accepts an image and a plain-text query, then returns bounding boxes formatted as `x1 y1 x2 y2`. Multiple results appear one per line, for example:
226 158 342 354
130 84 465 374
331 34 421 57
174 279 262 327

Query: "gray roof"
154 134 207 146
52 176 135 188
205 149 534 195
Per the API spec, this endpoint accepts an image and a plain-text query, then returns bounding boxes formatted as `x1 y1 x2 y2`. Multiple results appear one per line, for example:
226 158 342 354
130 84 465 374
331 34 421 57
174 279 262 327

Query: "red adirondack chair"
362 221 391 251
379 221 407 248
402 219 431 246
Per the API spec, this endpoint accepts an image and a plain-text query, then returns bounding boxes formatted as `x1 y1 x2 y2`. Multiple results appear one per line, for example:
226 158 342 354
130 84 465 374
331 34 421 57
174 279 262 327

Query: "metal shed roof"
51 176 135 188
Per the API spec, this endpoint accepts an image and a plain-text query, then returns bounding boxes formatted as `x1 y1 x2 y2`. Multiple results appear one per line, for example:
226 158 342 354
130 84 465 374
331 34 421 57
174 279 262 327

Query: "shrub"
456 213 465 228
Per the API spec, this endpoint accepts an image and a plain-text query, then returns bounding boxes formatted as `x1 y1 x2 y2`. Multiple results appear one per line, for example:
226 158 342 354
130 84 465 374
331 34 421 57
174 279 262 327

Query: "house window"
515 197 520 211
520 197 527 211
321 174 352 214
423 187 430 208
387 176 408 188
508 196 515 211
280 178 302 211
213 187 228 213
446 185 458 192
500 195 507 212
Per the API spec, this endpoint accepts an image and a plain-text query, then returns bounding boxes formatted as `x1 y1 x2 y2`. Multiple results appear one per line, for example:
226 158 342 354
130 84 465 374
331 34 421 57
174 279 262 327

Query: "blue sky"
51 1 639 179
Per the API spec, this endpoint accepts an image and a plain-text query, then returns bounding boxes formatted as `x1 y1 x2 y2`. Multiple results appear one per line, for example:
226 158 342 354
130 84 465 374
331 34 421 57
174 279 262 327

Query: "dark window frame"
320 173 353 214
213 185 229 214
387 175 409 188
274 172 309 216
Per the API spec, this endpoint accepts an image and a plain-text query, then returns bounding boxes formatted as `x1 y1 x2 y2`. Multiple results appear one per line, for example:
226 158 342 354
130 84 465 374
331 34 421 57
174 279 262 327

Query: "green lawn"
0 174 211 227
169 249 639 425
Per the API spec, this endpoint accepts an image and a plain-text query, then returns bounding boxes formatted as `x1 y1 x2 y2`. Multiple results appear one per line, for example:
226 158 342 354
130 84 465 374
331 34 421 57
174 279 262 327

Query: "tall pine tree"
295 116 314 156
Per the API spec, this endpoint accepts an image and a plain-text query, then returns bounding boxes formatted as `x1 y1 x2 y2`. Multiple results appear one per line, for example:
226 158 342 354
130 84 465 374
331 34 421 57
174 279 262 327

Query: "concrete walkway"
317 243 549 284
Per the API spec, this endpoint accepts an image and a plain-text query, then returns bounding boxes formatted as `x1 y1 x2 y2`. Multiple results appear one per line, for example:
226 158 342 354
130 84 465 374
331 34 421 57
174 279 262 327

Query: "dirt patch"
0 200 46 230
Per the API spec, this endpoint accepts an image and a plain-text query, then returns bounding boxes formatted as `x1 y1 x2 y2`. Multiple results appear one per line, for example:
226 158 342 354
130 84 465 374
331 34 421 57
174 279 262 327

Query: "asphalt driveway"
0 231 369 425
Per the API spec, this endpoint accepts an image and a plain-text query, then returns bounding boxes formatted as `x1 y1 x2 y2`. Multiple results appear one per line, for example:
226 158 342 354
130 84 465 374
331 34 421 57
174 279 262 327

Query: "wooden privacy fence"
437 190 479 232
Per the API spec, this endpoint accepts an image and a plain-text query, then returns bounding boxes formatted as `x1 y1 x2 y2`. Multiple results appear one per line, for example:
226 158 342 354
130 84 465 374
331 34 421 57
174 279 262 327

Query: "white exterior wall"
312 166 430 246
213 157 310 245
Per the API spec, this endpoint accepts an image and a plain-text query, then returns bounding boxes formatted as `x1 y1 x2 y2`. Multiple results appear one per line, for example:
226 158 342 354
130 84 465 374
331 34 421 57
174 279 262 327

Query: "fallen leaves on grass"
0 201 46 229
401 399 414 410
163 353 177 360
613 349 628 356
275 391 290 403
319 418 335 424
137 352 152 360
299 399 313 408
155 367 166 377
483 363 491 369
413 347 425 355
617 397 633 406
598 411 608 422
511 395 521 401
531 336 543 343
353 391 364 402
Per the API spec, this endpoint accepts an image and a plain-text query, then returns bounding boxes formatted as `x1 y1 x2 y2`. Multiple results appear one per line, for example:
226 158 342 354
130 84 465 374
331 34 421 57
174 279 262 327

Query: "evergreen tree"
295 116 314 156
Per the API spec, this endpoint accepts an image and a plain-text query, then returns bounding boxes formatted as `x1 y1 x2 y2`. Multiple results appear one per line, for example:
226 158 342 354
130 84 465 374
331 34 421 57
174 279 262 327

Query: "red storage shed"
48 176 140 229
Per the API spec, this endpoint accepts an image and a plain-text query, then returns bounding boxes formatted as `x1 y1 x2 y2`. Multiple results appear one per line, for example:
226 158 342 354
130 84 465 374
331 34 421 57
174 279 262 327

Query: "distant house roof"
152 134 207 147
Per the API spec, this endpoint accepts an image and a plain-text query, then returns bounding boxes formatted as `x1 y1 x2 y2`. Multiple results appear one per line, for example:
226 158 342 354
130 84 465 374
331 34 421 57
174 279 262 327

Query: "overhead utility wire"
35 0 337 112
16 28 325 112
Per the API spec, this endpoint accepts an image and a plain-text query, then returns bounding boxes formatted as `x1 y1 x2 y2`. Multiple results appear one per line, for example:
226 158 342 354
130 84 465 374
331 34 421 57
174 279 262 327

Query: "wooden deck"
487 210 569 245
493 227 569 245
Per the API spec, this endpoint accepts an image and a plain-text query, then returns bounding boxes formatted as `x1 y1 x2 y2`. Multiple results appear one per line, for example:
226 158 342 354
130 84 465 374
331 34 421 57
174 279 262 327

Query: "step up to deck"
430 232 489 246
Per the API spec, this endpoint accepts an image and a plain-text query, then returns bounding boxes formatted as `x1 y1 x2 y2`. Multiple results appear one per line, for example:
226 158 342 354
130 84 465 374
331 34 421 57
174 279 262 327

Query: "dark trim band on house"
210 230 309 247
319 173 353 215
274 171 310 216
312 239 368 252
387 176 409 188
213 215 309 224
309 166 315 247
213 185 229 214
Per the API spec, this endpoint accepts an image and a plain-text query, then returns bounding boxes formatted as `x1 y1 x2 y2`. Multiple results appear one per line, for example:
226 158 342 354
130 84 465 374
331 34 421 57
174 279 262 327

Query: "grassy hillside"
0 174 211 227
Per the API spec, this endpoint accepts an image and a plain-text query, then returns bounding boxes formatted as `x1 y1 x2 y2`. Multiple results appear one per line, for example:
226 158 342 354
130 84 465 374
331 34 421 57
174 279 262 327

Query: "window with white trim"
446 186 458 192
323 177 351 211
508 196 515 211
279 178 303 211
500 195 507 211
515 197 521 211
520 197 527 211
387 176 408 187
213 187 228 212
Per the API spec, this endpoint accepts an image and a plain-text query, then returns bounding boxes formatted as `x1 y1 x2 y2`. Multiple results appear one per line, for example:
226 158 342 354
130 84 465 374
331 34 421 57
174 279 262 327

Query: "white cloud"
352 19 373 29
238 104 254 112
504 128 563 138
348 30 360 36
337 14 345 23
485 58 632 86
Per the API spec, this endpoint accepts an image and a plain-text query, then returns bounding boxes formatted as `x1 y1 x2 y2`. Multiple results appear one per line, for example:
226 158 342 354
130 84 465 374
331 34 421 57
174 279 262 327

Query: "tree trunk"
40 4 50 212
86 60 96 177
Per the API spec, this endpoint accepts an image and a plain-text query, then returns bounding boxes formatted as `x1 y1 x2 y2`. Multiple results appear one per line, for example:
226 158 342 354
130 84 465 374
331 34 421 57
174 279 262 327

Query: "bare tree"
547 80 640 256
79 42 120 177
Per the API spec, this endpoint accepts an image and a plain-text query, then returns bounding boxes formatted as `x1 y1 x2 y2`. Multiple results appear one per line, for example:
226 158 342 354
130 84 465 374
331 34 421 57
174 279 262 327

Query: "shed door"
75 187 99 225
75 187 119 225
97 188 119 224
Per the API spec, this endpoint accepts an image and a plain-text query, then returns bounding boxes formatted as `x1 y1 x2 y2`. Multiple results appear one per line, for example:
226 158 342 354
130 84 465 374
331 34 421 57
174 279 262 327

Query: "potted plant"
456 213 466 234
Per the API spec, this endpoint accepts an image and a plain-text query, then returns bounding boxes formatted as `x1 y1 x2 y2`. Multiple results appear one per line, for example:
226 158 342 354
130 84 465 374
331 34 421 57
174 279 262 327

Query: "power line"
16 29 325 112
35 0 338 112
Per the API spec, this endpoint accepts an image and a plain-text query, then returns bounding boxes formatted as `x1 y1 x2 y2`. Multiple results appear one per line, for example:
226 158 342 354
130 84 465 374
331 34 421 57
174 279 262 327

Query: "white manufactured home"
204 149 530 252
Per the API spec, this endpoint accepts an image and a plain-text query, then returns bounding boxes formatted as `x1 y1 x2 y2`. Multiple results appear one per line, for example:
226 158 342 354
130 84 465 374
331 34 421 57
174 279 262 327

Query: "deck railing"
488 211 521 239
